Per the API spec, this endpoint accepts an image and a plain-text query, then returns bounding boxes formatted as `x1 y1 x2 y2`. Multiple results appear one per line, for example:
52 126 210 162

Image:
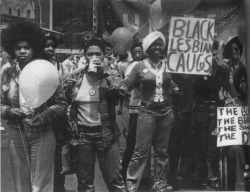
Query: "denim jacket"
65 70 121 148
0 63 67 130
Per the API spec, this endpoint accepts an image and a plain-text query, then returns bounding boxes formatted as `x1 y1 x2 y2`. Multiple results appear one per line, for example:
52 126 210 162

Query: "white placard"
166 17 215 75
216 107 250 147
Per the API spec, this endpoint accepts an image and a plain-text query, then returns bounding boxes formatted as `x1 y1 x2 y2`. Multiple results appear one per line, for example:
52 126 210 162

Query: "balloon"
238 12 246 46
161 0 200 15
102 30 113 44
150 0 170 30
19 59 59 108
111 27 133 55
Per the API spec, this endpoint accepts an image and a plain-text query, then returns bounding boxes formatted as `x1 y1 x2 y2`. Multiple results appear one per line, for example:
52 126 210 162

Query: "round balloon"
150 0 170 30
19 59 59 108
111 27 133 55
238 19 246 46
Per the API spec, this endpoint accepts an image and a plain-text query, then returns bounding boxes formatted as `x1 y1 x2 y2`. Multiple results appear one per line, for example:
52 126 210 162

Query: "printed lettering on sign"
216 107 250 147
167 17 215 75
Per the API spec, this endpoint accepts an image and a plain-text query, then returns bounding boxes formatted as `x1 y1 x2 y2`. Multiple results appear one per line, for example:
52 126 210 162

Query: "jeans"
8 124 56 192
75 129 125 192
168 111 192 176
226 145 246 191
126 106 174 188
188 110 210 178
54 144 65 192
121 113 151 181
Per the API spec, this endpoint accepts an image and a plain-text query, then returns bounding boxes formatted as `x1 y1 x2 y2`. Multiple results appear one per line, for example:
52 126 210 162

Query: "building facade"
0 0 35 27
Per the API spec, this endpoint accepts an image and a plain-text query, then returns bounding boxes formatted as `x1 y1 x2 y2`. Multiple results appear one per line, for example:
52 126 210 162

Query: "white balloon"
19 59 59 108
150 0 169 30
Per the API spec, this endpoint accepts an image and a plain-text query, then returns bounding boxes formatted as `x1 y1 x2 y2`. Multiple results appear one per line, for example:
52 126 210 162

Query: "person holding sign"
0 21 67 192
217 66 249 191
120 31 177 192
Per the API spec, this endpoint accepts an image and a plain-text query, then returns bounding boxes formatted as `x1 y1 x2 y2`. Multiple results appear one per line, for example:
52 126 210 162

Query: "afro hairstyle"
1 21 45 59
84 39 105 55
45 33 59 48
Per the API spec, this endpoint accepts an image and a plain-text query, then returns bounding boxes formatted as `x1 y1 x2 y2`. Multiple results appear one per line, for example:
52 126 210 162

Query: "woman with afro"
0 21 67 192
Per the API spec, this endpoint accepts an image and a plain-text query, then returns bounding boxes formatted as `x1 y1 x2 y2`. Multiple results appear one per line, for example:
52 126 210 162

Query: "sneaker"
152 181 173 192
244 171 250 180
207 176 218 189
244 164 250 180
126 181 137 192
197 178 207 189
164 184 173 191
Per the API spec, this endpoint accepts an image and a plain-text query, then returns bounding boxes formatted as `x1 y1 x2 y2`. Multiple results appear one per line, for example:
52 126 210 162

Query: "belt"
195 100 216 106
141 100 170 109
77 125 102 133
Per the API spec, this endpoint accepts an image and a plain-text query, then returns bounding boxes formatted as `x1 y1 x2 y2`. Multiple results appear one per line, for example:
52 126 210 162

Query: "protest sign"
216 107 250 147
166 17 214 75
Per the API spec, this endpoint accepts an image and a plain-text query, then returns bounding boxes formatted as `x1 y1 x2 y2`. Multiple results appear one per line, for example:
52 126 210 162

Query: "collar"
144 59 166 75
16 62 21 74
144 59 166 102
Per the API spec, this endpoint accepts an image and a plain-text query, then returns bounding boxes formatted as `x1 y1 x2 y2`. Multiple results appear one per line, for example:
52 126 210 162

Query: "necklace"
147 58 161 67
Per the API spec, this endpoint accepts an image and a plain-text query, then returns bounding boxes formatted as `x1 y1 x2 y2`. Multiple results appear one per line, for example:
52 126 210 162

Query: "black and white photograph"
0 0 250 191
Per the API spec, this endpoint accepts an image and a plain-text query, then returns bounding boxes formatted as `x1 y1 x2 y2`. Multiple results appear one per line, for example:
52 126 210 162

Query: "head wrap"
142 31 166 55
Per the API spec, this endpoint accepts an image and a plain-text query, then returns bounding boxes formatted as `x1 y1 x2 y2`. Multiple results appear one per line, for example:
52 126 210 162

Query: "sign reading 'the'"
166 17 215 75
216 107 250 147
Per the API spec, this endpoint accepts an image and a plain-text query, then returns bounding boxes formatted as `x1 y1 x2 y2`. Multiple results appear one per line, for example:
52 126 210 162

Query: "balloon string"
105 6 164 57
17 120 43 183
17 121 31 170
106 34 134 57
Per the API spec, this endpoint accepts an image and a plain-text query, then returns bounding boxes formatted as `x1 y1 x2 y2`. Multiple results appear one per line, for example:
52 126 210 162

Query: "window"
26 10 31 18
8 7 12 15
17 9 21 16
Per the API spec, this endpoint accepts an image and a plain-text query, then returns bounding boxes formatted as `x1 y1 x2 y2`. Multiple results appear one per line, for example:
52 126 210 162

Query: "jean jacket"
65 70 121 149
